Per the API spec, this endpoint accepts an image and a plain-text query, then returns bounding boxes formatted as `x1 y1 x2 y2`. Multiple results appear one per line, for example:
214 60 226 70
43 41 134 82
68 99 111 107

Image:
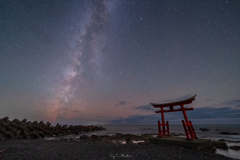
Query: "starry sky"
1 0 240 125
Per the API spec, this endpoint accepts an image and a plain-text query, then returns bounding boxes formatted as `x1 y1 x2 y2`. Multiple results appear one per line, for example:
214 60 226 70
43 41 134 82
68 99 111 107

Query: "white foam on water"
133 140 145 144
119 140 145 144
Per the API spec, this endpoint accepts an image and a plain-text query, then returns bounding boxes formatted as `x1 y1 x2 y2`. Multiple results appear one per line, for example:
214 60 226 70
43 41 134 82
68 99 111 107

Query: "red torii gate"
150 95 197 140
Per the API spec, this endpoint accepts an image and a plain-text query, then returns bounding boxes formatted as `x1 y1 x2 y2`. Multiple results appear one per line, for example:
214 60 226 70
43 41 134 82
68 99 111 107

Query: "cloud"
119 101 126 105
115 101 127 106
108 106 240 124
222 99 240 107
108 113 180 124
109 115 158 124
135 104 156 111
188 107 240 119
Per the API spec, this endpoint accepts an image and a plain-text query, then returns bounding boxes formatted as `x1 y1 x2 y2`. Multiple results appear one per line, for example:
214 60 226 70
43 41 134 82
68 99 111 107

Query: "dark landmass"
0 117 105 140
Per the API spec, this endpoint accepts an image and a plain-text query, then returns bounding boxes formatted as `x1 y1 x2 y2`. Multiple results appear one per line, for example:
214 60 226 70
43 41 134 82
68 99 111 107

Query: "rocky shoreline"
0 138 234 160
0 118 239 159
0 131 237 159
0 117 105 140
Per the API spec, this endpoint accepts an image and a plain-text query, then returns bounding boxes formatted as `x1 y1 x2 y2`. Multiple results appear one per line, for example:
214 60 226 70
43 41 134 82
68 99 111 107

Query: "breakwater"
0 117 105 140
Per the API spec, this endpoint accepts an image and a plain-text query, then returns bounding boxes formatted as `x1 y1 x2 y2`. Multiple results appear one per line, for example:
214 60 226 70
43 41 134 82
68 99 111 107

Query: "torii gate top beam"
150 95 196 108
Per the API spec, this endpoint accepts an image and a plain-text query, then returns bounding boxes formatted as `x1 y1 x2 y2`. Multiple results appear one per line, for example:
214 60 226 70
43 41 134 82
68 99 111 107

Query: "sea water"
91 125 240 140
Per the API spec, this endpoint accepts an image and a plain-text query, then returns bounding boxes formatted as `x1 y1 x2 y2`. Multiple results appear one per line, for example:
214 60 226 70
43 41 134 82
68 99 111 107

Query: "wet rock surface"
0 117 105 140
213 141 228 150
229 145 240 151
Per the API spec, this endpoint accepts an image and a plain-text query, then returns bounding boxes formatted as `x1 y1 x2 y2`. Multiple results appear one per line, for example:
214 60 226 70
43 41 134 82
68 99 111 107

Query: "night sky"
1 0 240 125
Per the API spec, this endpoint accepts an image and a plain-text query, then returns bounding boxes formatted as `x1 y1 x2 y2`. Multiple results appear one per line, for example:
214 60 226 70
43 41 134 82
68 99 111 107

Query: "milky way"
46 0 115 121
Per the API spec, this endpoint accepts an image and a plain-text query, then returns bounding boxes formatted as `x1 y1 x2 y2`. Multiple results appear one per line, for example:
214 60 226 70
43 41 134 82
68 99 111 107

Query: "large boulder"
0 133 6 140
213 141 228 150
229 145 240 151
91 134 99 141
2 117 9 122
29 131 40 139
22 119 27 123
0 125 6 134
5 131 15 139
126 137 132 144
80 135 89 141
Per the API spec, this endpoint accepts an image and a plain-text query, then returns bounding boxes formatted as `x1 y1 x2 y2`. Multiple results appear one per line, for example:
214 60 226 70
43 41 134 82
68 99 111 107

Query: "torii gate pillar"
150 95 197 140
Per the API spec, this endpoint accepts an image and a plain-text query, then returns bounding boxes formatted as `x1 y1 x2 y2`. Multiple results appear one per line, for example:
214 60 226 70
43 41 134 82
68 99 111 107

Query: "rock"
0 125 6 134
220 132 239 135
0 133 6 141
203 145 216 153
141 134 154 137
5 131 15 139
80 135 89 141
221 139 240 143
29 131 40 139
0 117 106 140
115 133 123 136
22 119 27 123
200 128 210 131
2 117 9 122
170 133 184 136
12 118 20 123
22 130 29 139
33 121 38 125
229 145 240 151
91 135 99 140
138 141 150 145
10 127 18 135
126 137 132 144
16 130 21 137
39 131 46 138
213 141 228 150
